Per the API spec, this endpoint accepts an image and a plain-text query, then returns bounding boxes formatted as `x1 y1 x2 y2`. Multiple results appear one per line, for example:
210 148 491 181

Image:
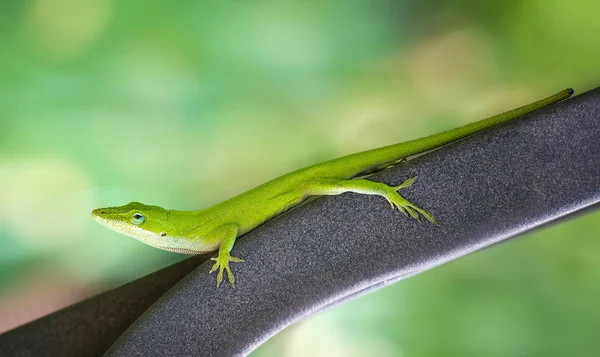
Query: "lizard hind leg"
303 177 437 224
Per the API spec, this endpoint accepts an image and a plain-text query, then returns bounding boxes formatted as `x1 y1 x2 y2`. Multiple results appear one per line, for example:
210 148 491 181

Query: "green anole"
93 88 573 287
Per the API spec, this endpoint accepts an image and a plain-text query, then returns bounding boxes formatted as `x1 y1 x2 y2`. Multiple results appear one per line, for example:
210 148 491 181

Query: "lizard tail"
320 88 574 178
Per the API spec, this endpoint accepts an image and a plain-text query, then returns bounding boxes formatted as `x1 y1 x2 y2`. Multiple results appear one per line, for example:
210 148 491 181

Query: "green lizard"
92 88 573 287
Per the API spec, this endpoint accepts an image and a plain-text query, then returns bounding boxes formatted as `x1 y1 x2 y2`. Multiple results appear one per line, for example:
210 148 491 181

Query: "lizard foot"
209 253 245 288
393 176 418 190
383 185 437 225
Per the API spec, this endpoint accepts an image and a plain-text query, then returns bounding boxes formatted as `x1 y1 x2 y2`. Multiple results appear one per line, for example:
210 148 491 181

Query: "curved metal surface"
101 88 600 357
0 255 212 357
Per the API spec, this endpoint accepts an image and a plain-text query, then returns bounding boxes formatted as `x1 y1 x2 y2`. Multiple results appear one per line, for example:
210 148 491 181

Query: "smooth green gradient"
1 0 599 356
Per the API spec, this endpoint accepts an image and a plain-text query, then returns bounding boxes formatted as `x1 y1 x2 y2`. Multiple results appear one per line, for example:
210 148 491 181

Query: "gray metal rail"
1 87 599 357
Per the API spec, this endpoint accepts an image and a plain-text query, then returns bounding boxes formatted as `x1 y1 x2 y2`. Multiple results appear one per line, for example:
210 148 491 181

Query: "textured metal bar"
1 88 598 357
0 255 211 357
104 87 600 356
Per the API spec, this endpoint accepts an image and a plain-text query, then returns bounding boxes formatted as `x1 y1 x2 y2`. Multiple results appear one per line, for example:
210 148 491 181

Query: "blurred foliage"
0 0 598 355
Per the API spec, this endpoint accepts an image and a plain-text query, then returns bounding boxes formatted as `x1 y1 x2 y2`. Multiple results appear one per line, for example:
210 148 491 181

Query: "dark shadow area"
0 255 211 357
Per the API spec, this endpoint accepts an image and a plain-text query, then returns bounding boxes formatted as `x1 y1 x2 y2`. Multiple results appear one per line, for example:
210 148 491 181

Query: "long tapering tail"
320 88 574 178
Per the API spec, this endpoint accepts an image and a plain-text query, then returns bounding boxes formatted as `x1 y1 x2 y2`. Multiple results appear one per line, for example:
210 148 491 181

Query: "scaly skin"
92 88 573 287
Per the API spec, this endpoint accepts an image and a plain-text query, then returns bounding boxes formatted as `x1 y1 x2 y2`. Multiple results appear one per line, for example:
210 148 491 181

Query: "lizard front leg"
302 177 437 224
207 224 245 287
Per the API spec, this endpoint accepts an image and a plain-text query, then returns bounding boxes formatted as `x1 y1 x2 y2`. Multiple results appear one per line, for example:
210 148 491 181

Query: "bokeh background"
1 0 599 356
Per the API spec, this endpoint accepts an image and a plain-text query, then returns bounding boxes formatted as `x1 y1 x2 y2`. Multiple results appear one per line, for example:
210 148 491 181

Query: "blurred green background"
1 0 599 355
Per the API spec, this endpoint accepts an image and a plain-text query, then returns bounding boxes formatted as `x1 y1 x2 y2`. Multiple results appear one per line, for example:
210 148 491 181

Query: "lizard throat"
93 216 209 255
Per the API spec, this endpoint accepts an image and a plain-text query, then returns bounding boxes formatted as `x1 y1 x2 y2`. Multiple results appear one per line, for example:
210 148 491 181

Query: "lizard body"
93 88 573 287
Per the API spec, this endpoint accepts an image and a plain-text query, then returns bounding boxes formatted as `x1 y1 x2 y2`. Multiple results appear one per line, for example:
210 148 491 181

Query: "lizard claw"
383 187 437 224
210 253 245 288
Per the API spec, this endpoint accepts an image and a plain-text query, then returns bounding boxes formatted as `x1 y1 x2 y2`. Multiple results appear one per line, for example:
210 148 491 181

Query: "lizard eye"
131 213 145 224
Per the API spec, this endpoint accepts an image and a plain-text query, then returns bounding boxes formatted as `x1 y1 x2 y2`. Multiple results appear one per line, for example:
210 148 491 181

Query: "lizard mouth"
157 247 210 255
91 210 209 255
91 211 150 242
91 208 105 215
91 212 129 234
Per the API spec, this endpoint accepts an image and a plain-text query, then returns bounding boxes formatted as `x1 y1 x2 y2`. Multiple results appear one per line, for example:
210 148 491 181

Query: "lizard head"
92 202 173 249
